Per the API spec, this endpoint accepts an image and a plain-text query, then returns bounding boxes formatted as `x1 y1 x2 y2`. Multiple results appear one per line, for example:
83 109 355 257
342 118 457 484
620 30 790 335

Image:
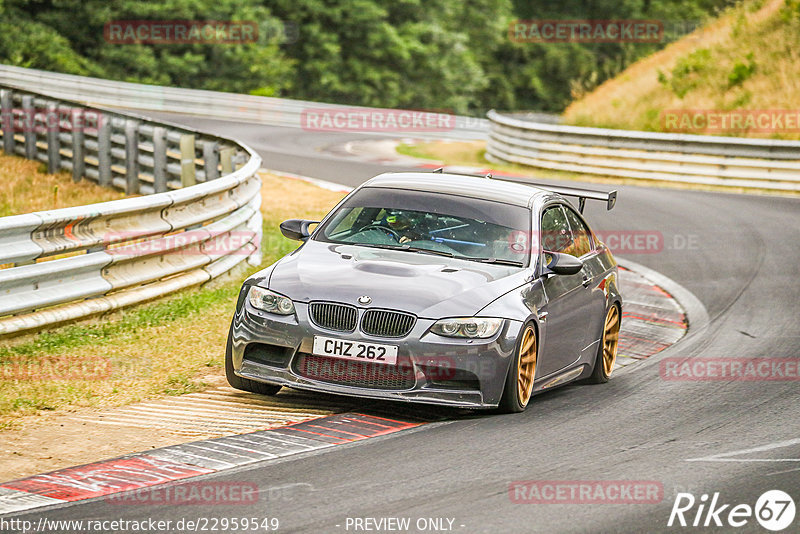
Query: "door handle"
582 275 591 288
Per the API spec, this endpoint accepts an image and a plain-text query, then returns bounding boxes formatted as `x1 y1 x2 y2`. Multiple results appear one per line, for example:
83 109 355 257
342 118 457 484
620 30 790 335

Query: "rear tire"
498 323 537 413
585 304 620 384
225 322 282 396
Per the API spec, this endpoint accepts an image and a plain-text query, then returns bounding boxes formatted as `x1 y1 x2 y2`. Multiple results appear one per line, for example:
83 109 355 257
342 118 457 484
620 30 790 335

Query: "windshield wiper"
403 246 454 257
461 257 525 267
347 243 520 265
349 242 455 257
350 243 408 251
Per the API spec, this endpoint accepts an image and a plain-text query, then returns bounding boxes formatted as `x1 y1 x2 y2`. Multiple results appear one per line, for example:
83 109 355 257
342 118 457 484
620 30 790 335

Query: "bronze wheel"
601 305 620 377
584 303 621 385
516 326 537 407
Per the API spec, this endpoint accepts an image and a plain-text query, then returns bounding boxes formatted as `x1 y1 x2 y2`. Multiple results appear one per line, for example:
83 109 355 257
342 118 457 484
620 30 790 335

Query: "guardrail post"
220 147 234 175
46 102 60 173
180 133 196 187
97 115 111 187
1 89 14 155
152 126 167 193
124 119 140 194
71 109 84 182
21 95 35 160
203 140 220 181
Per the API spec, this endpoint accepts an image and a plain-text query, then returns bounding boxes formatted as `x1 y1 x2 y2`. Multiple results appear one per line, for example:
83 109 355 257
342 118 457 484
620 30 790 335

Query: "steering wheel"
360 223 402 241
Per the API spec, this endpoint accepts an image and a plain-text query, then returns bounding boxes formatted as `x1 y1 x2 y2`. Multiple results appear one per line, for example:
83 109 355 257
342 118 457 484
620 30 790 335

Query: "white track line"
686 438 800 462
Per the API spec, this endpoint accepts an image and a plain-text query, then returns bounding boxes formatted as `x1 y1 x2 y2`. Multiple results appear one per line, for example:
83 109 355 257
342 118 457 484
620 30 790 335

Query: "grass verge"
0 172 346 429
0 151 126 217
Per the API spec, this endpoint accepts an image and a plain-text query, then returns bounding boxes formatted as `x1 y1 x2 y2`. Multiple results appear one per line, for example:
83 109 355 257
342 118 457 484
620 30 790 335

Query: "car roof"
361 172 550 208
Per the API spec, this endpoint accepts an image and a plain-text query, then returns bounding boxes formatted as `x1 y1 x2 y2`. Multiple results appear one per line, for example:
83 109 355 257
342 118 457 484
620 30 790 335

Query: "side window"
540 206 573 253
563 206 594 258
326 207 364 236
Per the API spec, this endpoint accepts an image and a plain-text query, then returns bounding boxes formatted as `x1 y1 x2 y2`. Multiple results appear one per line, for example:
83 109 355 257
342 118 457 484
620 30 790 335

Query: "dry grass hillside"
563 0 800 139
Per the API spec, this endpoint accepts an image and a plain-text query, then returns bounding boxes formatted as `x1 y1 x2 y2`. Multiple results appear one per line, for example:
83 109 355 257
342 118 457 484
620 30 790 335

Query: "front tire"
225 323 282 396
585 304 620 384
499 323 538 413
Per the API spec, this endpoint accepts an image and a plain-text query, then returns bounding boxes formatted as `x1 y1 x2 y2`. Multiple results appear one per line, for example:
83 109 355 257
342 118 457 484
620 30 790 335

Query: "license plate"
312 336 398 365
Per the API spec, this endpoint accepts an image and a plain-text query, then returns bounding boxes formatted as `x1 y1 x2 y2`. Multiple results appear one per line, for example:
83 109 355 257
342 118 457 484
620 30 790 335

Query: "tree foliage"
0 0 736 113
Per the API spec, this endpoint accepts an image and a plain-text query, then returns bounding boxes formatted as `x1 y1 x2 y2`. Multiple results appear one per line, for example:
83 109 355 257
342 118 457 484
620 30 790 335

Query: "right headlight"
247 286 295 315
431 317 503 339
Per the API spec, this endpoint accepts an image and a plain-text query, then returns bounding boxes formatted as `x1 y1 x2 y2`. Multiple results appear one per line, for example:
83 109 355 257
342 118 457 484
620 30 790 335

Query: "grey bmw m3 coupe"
226 172 622 412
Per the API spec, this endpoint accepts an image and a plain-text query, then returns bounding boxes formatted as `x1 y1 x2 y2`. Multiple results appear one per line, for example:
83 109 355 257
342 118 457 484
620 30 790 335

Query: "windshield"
315 187 531 266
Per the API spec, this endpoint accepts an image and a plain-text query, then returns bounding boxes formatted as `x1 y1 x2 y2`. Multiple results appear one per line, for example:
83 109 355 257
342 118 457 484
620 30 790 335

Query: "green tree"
0 0 740 113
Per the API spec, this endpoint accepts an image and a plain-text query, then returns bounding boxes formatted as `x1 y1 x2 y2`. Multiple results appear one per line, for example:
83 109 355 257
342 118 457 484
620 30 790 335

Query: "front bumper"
231 301 523 408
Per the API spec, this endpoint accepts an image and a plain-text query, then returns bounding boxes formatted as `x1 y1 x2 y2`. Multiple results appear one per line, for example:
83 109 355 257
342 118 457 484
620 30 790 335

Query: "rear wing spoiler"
431 168 617 213
523 181 617 213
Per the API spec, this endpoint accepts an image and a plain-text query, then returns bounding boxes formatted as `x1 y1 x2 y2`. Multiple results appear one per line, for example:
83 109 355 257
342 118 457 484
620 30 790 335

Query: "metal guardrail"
0 64 488 141
0 85 263 335
486 110 800 192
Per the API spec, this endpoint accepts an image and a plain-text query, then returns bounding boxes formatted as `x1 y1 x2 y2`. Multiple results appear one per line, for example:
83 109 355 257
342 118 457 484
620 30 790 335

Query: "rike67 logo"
668 490 796 531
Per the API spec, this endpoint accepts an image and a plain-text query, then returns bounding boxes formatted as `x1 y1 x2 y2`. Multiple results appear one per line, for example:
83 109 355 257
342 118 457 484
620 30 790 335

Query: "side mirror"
280 219 318 241
544 251 583 276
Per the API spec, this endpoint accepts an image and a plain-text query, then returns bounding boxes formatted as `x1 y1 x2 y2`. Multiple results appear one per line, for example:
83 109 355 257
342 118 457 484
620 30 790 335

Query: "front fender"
476 280 547 393
478 279 545 323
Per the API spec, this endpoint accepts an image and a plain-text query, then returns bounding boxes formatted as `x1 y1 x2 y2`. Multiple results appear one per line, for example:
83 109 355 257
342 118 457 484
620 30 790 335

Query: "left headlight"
431 317 503 339
248 286 295 315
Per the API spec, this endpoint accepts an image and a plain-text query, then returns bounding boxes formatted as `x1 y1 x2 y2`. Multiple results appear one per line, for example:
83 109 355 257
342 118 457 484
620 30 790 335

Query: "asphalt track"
9 114 800 533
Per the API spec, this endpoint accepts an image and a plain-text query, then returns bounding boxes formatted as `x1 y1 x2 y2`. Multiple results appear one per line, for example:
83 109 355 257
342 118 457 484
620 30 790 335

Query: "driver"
384 210 424 244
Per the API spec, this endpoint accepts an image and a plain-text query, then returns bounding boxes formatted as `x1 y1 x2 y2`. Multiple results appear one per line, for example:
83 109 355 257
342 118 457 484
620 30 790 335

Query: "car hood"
267 240 529 318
